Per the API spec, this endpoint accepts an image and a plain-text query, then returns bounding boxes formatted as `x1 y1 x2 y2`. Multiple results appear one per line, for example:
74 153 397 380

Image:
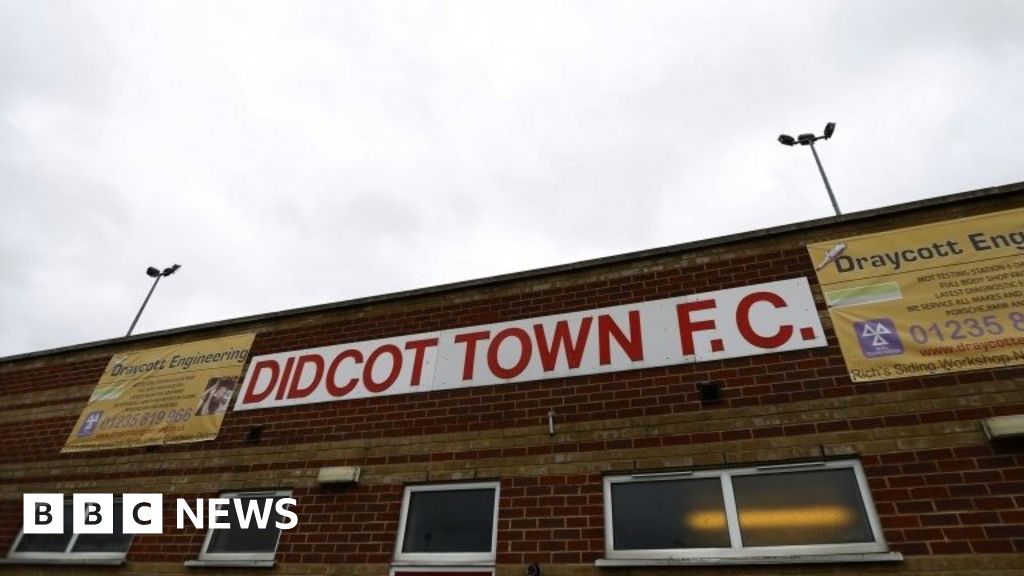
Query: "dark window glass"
14 504 74 553
611 478 730 549
205 497 286 554
402 488 495 553
732 469 874 547
73 503 134 553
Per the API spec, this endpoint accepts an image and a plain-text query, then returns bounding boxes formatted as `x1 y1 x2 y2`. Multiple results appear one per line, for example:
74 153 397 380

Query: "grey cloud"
2 1 1023 356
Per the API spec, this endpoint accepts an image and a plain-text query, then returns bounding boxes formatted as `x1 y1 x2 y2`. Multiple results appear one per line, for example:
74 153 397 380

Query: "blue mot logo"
854 318 904 358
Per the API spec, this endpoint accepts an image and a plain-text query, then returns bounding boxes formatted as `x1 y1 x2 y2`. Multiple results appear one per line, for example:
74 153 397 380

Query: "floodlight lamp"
128 261 182 337
776 120 841 216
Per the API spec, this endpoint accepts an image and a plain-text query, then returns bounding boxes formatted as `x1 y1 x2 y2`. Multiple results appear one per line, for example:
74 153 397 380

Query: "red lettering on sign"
598 311 643 365
676 299 717 356
275 357 296 400
454 331 490 380
242 360 280 403
534 318 591 371
487 327 533 379
736 291 793 348
363 344 403 393
325 349 362 397
404 338 439 386
288 354 323 399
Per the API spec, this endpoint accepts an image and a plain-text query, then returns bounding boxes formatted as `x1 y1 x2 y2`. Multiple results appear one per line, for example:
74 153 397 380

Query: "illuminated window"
394 481 500 567
602 460 891 563
7 501 133 564
194 490 293 565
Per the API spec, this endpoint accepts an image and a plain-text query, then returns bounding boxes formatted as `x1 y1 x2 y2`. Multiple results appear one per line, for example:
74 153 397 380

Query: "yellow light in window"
686 509 727 531
687 506 853 530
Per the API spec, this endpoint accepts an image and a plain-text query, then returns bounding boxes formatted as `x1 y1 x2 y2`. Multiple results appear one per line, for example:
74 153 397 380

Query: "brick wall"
1 184 1022 575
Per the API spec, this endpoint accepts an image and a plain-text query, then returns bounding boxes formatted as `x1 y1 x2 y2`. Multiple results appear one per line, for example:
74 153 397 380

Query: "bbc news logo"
23 494 298 534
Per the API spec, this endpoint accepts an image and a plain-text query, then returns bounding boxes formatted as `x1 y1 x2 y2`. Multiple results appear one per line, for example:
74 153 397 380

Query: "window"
602 460 895 564
394 481 500 567
6 501 133 564
193 489 292 566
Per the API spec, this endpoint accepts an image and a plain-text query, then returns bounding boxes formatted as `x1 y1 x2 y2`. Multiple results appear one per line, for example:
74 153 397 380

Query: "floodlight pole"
808 140 841 216
778 122 842 216
126 265 180 337
127 276 161 337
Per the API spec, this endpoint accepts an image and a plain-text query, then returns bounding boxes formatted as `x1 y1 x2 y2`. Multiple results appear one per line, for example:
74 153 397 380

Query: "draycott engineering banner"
63 333 256 452
807 207 1024 382
235 278 826 411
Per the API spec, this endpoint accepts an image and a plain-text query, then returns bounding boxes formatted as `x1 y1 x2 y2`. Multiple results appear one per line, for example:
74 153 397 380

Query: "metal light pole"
126 264 181 337
778 122 841 216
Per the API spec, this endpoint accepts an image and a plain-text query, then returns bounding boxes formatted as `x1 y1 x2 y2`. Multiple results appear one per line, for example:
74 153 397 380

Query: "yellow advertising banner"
62 333 256 452
808 207 1024 382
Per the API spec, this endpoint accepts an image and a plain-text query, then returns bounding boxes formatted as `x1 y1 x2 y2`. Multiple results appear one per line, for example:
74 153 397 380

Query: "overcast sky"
2 0 1022 357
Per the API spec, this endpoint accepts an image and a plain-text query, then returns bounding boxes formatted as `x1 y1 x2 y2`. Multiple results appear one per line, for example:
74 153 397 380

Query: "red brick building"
2 182 1022 575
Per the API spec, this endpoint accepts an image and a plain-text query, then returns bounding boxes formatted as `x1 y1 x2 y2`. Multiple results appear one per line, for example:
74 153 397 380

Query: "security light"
778 134 796 146
146 267 161 278
823 122 835 138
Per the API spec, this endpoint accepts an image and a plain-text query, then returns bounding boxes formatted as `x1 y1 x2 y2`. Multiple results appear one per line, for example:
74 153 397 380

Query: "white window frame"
602 460 890 563
195 489 291 564
393 481 500 566
389 568 495 576
6 499 133 564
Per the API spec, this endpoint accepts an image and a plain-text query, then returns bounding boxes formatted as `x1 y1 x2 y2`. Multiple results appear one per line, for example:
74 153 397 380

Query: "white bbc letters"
73 493 113 534
24 493 299 534
208 498 231 529
22 493 63 534
123 493 164 534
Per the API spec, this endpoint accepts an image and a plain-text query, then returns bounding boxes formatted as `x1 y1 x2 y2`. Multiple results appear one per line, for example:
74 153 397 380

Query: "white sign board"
235 278 826 411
